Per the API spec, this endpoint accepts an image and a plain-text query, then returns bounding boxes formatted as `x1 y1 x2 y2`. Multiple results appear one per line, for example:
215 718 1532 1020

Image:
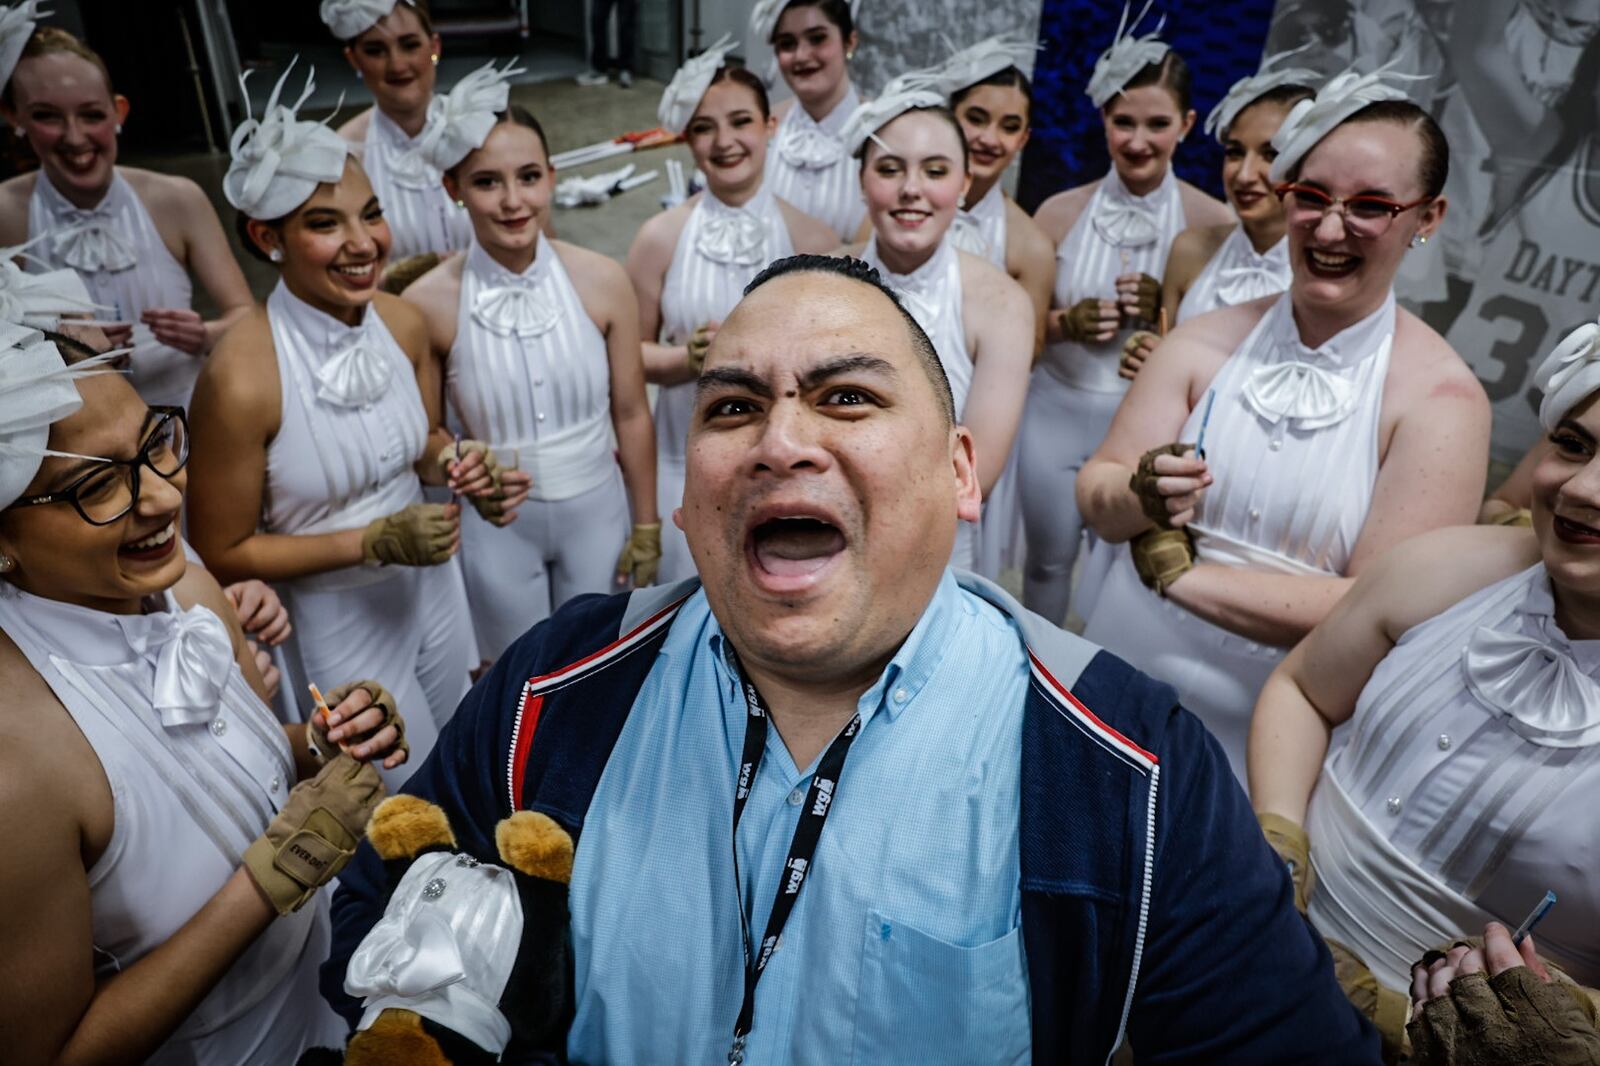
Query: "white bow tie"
314 332 394 408
388 147 442 192
54 215 137 273
1242 357 1359 430
697 210 768 266
1464 624 1600 749
1092 199 1160 248
122 604 236 729
473 281 561 337
1215 261 1288 307
948 212 992 260
776 123 845 169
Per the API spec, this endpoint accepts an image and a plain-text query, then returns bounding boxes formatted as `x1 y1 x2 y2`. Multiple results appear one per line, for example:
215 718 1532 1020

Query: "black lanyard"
726 649 861 1065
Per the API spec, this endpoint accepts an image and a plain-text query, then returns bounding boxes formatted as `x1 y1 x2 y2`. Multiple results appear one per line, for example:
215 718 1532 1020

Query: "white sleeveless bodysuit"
363 107 473 260
1176 225 1291 324
263 282 473 776
447 236 629 658
656 185 795 581
0 588 343 1065
1310 563 1600 990
950 181 1008 270
764 86 866 242
1020 168 1187 624
1084 291 1395 782
27 169 198 407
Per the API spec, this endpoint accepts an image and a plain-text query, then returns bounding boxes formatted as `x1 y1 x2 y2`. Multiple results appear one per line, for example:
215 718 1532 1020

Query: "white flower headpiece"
1085 0 1171 109
224 59 354 221
1536 317 1600 432
838 71 945 157
0 233 99 330
416 59 526 173
0 1 49 93
1203 47 1319 143
930 33 1038 97
0 320 120 510
320 0 411 41
1267 61 1421 184
657 33 741 135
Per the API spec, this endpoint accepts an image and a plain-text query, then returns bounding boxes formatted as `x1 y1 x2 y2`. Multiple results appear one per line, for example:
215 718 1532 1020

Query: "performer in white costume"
1024 8 1231 624
187 65 474 783
751 0 868 242
1120 54 1318 379
1077 69 1490 784
0 324 401 1065
0 20 252 408
1249 319 1600 1055
404 64 660 660
626 38 837 583
324 0 473 260
835 85 1032 570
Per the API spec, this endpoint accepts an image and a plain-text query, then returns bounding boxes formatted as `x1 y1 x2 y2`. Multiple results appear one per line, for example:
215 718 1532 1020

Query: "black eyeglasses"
8 406 189 526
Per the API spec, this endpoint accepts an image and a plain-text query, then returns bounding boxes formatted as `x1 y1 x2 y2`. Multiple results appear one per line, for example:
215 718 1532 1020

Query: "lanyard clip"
728 1034 747 1065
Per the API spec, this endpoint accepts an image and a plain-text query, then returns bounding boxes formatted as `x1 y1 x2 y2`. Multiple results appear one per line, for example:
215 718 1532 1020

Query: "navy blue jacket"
325 574 1378 1064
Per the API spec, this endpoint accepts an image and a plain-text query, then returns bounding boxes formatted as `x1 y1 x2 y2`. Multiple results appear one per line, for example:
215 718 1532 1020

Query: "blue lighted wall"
1018 1 1278 210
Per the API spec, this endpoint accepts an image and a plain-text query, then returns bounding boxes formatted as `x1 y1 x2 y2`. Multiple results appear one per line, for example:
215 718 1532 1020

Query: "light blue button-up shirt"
568 571 1032 1065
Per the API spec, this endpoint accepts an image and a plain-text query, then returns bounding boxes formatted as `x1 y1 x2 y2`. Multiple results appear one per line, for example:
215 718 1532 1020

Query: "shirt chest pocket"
850 910 1030 1066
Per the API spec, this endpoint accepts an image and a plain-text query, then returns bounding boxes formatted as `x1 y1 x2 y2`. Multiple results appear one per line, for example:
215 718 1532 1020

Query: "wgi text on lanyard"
726 646 862 1065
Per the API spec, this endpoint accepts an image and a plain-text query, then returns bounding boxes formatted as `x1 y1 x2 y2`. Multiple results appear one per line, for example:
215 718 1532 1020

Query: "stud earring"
431 54 439 65
268 248 283 263
1409 234 1428 248
0 555 14 573
846 51 855 60
115 123 122 134
454 198 464 208
11 125 23 138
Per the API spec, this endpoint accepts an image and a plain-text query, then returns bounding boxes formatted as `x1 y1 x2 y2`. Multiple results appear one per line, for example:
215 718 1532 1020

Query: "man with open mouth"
325 254 1378 1063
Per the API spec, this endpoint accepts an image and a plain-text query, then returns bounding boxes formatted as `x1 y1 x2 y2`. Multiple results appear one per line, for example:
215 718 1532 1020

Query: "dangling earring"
0 555 15 573
268 248 283 263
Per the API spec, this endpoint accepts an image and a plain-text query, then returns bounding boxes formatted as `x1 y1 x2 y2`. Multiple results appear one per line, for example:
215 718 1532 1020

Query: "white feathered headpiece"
223 59 354 221
1203 47 1319 143
0 1 48 94
320 0 413 41
0 233 99 330
416 59 526 173
1085 0 1171 109
657 34 741 135
838 70 946 156
930 33 1038 97
0 320 120 510
1536 317 1600 432
1267 62 1420 184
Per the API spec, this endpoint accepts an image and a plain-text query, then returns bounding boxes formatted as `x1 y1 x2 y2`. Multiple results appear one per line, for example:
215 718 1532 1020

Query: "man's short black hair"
743 254 956 426
40 327 104 366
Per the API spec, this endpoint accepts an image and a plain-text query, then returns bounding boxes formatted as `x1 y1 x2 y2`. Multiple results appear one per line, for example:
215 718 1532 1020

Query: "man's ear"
952 426 981 523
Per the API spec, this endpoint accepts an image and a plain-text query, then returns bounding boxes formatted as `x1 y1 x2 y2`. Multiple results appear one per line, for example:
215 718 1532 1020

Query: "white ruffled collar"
1268 288 1396 373
1101 164 1175 211
271 279 378 358
794 83 861 136
371 104 428 150
466 232 551 289
11 584 178 667
965 181 1006 228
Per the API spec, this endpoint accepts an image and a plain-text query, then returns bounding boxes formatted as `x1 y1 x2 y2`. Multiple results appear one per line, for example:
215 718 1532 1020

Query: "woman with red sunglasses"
1075 68 1491 786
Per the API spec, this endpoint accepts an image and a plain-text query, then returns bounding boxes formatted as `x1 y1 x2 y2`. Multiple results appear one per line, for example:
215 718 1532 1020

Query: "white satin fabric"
763 86 867 241
1175 224 1292 324
348 850 524 1056
362 107 473 260
1535 316 1600 433
0 587 343 1065
263 281 472 776
449 236 627 657
656 186 794 582
950 182 1008 270
27 169 197 406
1083 291 1394 780
1313 563 1600 988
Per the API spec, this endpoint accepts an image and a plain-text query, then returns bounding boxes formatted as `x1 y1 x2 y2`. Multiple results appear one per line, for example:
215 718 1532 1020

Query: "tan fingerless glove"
1061 298 1112 344
1409 967 1600 1066
1327 938 1411 1064
244 754 384 915
1131 527 1194 596
361 503 456 567
687 325 714 375
1257 811 1314 915
310 680 407 763
1487 507 1533 528
436 440 511 523
615 522 663 587
1130 442 1192 530
1123 272 1161 324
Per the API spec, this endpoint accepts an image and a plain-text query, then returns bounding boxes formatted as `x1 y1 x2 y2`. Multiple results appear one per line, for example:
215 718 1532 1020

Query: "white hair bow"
657 34 741 135
0 321 117 510
1536 317 1600 432
0 1 49 93
416 59 526 174
1203 47 1320 143
320 0 405 41
1267 61 1421 184
224 59 353 221
1085 0 1171 109
838 71 946 157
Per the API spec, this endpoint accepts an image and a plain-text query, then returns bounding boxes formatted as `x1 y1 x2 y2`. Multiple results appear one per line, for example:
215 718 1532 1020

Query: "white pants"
657 456 697 584
1082 548 1283 785
461 469 631 661
974 447 1023 581
284 560 474 788
1019 370 1123 625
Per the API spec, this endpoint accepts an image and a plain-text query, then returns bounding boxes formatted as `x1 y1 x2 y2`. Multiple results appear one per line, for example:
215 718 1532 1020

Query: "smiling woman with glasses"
1074 69 1492 827
0 327 405 1064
